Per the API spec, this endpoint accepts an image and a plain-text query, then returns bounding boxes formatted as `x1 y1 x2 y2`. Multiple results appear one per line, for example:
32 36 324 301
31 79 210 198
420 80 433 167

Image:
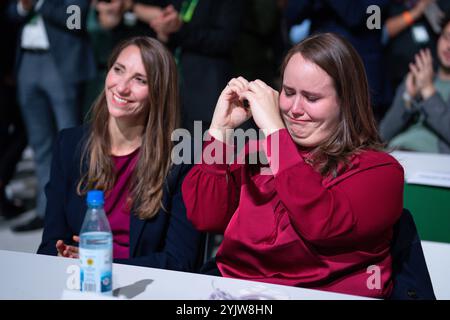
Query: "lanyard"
180 0 199 23
175 0 199 77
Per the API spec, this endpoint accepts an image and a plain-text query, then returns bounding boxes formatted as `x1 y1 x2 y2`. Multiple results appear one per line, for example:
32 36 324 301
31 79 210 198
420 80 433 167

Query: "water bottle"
79 190 113 295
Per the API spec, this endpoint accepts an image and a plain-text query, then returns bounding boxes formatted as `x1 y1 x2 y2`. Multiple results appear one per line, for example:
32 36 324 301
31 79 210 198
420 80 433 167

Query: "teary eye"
283 87 295 97
305 95 319 102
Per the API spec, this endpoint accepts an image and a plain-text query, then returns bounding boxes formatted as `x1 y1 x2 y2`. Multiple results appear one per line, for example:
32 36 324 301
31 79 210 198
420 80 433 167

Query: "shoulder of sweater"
356 149 401 169
322 149 403 188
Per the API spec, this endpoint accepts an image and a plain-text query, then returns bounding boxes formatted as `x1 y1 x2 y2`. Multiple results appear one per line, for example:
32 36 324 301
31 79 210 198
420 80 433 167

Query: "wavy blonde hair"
77 37 180 219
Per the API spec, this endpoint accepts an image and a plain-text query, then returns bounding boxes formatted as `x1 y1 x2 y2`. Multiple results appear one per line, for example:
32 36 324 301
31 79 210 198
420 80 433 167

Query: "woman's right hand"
56 236 80 259
209 77 253 142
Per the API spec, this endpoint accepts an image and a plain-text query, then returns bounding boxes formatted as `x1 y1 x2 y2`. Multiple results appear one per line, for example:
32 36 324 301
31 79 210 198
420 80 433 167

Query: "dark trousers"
17 51 82 217
0 82 27 188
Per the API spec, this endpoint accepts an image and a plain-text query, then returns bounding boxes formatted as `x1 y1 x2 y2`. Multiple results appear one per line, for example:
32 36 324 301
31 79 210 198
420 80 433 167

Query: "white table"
0 249 369 300
391 151 450 188
421 241 450 300
2 242 448 300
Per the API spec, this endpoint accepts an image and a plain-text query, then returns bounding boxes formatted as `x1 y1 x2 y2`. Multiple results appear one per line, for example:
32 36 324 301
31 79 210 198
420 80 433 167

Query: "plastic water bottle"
79 190 113 295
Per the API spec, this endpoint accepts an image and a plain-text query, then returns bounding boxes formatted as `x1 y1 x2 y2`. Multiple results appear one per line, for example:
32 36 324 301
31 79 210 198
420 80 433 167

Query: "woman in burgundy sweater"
182 33 404 298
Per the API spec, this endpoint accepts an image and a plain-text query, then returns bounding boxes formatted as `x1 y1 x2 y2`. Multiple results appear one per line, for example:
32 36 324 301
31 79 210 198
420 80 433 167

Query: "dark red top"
106 148 140 259
182 129 404 298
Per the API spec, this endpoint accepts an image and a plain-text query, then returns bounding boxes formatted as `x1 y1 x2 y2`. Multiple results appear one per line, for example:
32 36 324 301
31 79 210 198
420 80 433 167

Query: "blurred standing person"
231 0 283 132
148 0 244 134
94 0 165 40
0 1 27 219
232 0 281 87
6 0 96 231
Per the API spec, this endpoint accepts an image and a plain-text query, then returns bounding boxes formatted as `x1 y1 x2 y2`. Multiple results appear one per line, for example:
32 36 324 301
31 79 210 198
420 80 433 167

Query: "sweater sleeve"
182 137 242 233
265 129 404 246
421 92 450 146
379 81 417 142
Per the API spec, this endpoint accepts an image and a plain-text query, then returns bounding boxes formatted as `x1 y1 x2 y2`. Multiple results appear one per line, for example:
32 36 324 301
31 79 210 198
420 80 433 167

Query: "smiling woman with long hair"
37 37 202 271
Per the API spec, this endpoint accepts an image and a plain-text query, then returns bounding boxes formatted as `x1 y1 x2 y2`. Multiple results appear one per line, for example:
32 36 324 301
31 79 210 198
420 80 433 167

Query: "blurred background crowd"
1 0 450 234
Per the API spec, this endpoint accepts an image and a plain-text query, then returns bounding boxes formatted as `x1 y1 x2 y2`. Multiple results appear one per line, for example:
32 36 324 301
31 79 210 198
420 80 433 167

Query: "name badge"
412 25 430 44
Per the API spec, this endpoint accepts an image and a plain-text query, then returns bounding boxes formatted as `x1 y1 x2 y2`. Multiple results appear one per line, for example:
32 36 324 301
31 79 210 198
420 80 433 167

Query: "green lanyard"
175 0 200 73
179 0 199 23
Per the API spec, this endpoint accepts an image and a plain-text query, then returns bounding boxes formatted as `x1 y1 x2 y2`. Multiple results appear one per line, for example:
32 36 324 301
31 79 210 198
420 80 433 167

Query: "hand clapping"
149 5 183 43
408 48 436 100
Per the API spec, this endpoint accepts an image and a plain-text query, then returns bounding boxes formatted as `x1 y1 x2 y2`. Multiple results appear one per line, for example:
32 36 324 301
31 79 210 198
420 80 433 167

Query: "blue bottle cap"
87 190 104 206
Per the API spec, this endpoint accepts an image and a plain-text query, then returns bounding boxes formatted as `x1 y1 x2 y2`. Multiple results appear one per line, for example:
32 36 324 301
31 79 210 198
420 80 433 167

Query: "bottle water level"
80 231 113 249
79 231 113 294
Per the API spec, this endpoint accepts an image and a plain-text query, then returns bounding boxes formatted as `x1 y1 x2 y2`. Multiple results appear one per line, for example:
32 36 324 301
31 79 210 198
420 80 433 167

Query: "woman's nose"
290 96 304 117
116 78 131 95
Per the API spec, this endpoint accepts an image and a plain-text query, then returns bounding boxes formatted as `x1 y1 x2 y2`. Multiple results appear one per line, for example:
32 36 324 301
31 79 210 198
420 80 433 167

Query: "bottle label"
79 248 112 294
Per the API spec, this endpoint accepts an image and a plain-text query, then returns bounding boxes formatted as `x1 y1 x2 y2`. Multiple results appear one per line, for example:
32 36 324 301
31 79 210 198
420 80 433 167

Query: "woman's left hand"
239 80 285 136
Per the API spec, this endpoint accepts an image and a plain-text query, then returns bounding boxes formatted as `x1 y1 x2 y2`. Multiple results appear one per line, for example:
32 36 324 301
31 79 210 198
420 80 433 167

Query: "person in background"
147 0 244 134
37 37 203 271
0 1 28 220
94 0 165 39
384 0 450 90
6 0 96 231
182 33 405 298
232 0 281 88
380 12 450 153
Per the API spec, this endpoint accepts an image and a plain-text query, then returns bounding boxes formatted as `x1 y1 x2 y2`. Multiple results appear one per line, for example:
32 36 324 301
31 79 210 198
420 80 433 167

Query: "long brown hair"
77 37 180 219
281 33 384 177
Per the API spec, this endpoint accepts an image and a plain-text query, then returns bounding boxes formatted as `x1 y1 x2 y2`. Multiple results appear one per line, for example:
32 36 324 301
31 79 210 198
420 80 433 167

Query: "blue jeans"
17 51 81 218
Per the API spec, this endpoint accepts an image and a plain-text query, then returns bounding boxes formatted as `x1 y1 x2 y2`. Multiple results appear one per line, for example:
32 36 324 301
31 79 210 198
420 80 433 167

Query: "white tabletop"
0 249 370 300
421 241 450 300
391 151 450 188
2 241 448 300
